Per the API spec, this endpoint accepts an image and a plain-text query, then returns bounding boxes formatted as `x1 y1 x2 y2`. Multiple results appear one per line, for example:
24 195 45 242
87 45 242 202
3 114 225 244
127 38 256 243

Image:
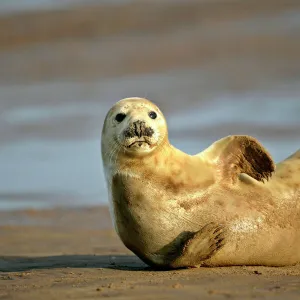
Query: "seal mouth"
127 140 151 148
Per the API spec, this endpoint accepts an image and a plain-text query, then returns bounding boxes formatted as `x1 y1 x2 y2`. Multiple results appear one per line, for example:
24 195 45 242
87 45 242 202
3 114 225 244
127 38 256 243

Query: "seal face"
102 98 167 158
101 97 300 269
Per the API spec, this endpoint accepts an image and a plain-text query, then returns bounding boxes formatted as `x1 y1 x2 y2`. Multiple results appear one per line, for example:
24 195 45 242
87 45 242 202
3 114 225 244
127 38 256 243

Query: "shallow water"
0 0 130 15
0 70 299 211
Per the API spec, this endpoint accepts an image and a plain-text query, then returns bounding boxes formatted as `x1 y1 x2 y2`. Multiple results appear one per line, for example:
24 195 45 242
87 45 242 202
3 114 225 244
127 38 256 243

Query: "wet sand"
1 0 300 84
0 207 300 300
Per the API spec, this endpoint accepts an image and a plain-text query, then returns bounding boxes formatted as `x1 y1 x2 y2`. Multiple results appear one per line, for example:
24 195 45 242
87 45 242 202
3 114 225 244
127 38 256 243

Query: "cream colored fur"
101 97 300 268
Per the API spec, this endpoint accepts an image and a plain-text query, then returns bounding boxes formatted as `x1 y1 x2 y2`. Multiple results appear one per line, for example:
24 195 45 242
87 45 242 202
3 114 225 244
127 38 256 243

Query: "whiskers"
105 139 121 166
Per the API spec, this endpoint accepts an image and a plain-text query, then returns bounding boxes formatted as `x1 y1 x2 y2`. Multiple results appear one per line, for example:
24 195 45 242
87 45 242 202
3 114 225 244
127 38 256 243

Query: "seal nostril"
124 120 154 138
144 127 154 137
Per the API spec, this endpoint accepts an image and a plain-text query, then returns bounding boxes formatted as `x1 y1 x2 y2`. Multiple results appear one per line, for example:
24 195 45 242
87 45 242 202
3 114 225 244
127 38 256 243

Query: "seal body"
101 97 300 268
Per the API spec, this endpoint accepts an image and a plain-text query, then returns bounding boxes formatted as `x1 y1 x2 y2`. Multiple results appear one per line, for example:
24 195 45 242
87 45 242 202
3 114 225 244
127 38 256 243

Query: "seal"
101 97 300 269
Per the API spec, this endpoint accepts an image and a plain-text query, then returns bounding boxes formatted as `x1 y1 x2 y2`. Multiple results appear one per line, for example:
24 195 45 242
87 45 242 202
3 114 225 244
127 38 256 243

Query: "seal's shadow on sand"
0 255 150 272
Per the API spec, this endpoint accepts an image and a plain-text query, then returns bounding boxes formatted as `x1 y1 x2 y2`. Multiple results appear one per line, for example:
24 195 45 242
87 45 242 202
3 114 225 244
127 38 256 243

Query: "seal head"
102 97 168 158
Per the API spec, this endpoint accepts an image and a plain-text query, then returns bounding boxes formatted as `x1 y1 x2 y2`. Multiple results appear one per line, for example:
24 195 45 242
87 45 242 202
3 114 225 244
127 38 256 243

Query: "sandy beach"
0 0 300 298
1 207 300 299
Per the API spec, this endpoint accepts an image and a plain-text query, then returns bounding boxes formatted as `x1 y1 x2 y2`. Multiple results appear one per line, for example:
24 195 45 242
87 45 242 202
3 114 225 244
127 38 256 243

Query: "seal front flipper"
200 135 275 184
149 222 225 269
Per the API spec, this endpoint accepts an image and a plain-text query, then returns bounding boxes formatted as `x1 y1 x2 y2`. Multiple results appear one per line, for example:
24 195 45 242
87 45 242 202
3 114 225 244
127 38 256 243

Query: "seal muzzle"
124 120 154 138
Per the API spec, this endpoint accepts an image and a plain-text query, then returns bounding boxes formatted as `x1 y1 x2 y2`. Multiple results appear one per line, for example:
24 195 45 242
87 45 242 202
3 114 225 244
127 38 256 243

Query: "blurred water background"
0 0 299 210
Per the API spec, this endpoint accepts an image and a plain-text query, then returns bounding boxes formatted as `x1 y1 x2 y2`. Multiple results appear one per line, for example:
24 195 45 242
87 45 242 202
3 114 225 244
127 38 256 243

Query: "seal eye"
149 111 157 119
115 113 126 123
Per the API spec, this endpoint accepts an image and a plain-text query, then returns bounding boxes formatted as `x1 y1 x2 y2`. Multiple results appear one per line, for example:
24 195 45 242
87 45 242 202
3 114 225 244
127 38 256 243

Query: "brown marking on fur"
179 193 210 211
215 199 225 207
164 177 175 191
166 174 214 195
164 177 184 194
142 168 154 182
135 192 144 205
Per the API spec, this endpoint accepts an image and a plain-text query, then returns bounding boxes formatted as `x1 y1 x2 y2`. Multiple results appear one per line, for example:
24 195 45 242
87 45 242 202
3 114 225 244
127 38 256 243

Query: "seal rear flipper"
200 135 275 184
149 222 225 269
